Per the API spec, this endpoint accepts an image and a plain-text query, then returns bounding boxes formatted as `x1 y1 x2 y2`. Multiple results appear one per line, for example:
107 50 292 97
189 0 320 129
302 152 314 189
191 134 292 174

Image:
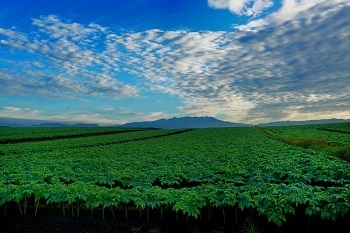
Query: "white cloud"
235 0 350 31
208 0 274 16
99 106 115 111
32 15 105 41
0 106 123 125
138 112 171 122
62 113 120 125
0 15 139 100
0 106 40 118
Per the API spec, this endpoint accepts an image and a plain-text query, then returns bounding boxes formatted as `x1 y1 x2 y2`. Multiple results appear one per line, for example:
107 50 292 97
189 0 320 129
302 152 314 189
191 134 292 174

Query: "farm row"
258 122 350 162
263 122 350 145
0 126 152 143
0 128 191 156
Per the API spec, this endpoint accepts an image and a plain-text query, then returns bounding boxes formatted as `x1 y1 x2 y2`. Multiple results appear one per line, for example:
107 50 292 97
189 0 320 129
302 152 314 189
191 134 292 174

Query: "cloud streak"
234 0 349 31
208 0 274 17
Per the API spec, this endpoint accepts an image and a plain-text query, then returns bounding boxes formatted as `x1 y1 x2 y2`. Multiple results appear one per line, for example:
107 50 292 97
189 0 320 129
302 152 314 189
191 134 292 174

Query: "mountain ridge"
258 118 350 126
33 122 100 127
119 116 251 129
0 117 99 127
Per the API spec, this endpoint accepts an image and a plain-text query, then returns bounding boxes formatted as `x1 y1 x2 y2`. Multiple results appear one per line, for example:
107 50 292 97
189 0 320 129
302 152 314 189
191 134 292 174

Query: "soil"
1 205 349 233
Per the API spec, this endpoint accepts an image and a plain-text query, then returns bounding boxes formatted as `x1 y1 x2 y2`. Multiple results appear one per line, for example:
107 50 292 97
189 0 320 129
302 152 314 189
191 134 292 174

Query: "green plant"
240 218 260 233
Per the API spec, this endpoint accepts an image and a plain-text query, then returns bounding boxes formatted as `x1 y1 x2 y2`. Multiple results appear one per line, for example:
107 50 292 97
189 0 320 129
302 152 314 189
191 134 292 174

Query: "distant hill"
0 117 44 127
31 122 69 127
119 116 250 129
258 118 350 126
0 117 100 127
30 122 100 127
72 123 100 127
31 122 100 127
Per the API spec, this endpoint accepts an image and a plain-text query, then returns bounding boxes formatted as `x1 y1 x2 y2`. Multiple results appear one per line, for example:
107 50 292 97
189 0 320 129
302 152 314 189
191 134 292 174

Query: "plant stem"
125 203 128 221
77 200 80 218
208 207 212 223
235 206 238 223
62 203 65 217
111 207 115 219
24 196 27 215
160 206 163 220
18 202 23 215
147 206 149 222
35 200 40 216
102 206 105 219
222 207 226 225
71 203 74 218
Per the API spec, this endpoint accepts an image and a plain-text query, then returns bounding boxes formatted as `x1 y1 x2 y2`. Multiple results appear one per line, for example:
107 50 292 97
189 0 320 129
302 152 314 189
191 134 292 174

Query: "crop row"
258 126 350 162
0 129 189 156
0 127 147 143
2 181 350 226
264 124 350 146
318 122 350 133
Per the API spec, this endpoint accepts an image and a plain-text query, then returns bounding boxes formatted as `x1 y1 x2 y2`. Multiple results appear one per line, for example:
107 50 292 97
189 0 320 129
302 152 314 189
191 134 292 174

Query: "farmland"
1 124 350 232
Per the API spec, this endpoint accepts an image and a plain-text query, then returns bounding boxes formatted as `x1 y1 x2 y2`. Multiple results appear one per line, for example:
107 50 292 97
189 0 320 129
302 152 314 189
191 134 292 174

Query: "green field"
1 125 350 232
263 123 350 146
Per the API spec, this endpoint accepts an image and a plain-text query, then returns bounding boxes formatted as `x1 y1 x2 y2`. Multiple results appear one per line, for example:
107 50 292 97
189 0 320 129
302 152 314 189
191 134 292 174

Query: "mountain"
258 118 350 126
0 117 45 127
32 122 69 127
119 116 250 129
31 122 100 127
0 117 100 127
72 123 100 127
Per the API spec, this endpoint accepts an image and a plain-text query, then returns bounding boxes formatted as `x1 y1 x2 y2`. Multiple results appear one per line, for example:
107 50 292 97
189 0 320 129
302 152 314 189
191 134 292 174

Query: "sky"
0 0 349 125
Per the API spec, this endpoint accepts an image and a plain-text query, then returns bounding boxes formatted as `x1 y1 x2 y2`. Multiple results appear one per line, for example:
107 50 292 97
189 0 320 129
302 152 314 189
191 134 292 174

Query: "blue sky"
0 0 349 125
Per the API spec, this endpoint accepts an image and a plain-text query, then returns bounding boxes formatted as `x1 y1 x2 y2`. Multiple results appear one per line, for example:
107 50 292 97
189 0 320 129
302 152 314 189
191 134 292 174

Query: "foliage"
1 125 350 226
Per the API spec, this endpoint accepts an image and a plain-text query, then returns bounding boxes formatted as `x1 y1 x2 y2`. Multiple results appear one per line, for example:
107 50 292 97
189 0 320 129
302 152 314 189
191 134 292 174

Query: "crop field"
1 125 350 232
263 123 350 146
